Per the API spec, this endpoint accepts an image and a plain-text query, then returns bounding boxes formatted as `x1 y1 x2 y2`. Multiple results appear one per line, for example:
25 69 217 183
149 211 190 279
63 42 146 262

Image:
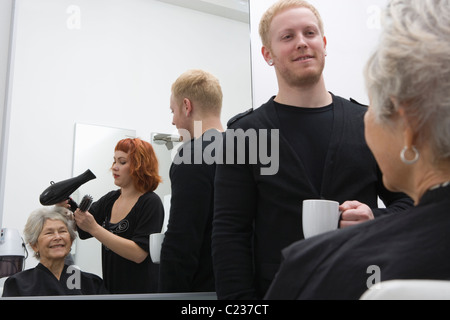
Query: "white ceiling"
155 0 249 23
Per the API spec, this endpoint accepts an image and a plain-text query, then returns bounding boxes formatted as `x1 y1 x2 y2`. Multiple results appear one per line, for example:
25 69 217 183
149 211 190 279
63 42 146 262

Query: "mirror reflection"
72 123 136 277
1 0 251 297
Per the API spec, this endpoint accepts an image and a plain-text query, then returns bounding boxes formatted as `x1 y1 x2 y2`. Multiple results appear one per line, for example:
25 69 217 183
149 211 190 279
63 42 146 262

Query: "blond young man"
212 0 413 300
159 69 224 293
170 69 224 139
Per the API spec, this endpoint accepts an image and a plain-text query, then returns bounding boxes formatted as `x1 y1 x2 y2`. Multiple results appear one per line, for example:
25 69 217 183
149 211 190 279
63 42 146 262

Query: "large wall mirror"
1 0 252 296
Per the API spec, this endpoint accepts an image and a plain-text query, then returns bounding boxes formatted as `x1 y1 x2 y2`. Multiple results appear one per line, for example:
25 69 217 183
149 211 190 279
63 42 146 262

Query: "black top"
78 190 164 294
2 263 108 297
158 130 220 293
212 94 414 300
276 101 334 193
265 184 450 300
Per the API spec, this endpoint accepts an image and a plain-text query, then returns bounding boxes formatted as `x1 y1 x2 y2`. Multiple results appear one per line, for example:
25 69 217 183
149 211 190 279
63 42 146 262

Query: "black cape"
265 185 450 300
2 263 108 297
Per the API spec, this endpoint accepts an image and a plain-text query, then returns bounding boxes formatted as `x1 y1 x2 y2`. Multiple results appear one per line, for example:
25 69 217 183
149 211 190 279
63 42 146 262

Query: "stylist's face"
32 219 72 262
112 151 133 188
364 104 405 193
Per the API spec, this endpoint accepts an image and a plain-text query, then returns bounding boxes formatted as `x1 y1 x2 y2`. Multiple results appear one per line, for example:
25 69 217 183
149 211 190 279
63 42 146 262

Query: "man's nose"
296 34 308 49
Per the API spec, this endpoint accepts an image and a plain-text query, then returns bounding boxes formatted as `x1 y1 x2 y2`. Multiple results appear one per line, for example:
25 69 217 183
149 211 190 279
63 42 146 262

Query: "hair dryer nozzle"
39 169 96 207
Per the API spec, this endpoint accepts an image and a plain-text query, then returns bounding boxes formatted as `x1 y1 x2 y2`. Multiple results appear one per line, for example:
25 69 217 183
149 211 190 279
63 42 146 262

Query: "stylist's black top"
78 190 164 294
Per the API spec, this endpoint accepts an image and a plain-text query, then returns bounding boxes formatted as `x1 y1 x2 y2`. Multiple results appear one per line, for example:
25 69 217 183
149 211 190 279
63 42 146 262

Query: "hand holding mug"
339 200 374 228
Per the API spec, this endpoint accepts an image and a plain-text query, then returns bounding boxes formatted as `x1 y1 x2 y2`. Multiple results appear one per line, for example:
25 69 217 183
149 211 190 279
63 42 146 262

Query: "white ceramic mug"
302 199 341 239
149 233 165 264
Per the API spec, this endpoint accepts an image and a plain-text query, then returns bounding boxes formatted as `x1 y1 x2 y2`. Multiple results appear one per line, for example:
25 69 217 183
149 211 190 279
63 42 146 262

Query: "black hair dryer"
39 169 96 212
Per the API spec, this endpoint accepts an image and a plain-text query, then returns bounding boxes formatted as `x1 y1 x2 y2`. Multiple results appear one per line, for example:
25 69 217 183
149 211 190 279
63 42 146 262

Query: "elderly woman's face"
364 104 406 193
32 219 73 262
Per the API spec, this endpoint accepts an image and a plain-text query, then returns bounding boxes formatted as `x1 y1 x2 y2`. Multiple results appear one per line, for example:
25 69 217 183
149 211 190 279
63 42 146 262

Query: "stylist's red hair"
114 138 162 193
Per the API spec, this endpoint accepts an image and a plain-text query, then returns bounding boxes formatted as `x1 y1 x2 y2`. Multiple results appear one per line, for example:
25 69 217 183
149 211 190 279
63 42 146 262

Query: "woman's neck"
412 165 450 205
40 258 66 280
120 186 143 199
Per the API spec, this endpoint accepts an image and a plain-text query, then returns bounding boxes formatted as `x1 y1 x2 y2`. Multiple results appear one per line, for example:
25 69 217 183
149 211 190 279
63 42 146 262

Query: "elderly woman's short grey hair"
365 0 450 161
23 206 77 259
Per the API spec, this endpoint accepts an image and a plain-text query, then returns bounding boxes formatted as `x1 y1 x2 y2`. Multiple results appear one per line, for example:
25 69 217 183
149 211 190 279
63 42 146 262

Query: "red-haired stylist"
70 138 164 294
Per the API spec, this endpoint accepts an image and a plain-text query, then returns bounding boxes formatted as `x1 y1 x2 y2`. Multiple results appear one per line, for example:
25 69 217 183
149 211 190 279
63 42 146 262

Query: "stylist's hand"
56 199 71 209
74 208 99 234
339 200 374 228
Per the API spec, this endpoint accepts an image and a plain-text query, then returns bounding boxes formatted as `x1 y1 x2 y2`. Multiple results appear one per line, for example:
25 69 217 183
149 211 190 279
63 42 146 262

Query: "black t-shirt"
78 190 164 294
275 101 334 193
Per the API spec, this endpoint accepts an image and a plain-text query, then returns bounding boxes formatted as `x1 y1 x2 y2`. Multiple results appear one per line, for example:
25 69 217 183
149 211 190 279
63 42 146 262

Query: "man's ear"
183 98 193 117
262 46 273 65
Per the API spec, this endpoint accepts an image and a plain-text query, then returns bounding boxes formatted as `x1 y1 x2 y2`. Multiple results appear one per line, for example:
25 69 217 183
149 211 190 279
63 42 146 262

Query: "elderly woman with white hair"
2 206 107 296
264 0 450 300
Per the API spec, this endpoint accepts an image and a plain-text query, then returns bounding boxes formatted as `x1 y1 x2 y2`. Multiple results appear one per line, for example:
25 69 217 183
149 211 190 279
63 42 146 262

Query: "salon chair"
360 279 450 300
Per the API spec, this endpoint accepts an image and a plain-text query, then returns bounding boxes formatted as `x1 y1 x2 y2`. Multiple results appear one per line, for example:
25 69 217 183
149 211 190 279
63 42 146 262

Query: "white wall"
0 0 14 229
249 0 388 108
0 0 14 133
0 0 14 135
0 0 252 269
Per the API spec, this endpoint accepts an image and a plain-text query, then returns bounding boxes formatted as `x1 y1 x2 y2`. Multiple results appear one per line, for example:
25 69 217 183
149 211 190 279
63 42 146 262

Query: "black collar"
419 184 450 206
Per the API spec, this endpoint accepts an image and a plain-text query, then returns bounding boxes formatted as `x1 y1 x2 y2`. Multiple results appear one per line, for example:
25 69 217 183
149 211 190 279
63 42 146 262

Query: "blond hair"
259 0 324 50
171 69 223 116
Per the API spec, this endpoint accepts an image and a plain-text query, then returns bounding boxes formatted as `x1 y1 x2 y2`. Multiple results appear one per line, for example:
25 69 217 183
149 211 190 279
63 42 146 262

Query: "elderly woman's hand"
74 209 99 234
339 200 374 228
